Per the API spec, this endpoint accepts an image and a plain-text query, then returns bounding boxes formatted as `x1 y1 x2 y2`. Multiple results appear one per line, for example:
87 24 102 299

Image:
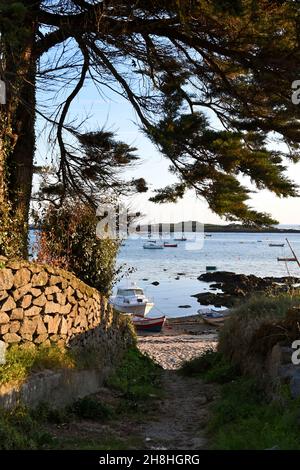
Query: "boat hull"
110 301 154 316
132 316 166 332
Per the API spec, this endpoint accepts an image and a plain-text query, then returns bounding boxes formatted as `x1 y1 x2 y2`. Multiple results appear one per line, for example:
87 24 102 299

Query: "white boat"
197 307 231 326
109 285 154 316
143 240 164 249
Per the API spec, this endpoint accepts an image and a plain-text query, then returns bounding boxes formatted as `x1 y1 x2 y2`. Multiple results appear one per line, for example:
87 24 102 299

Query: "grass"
181 347 300 449
209 377 300 450
226 293 300 321
179 349 239 384
68 396 114 420
0 343 113 386
0 405 53 450
0 344 76 385
0 346 161 449
106 347 162 401
218 293 300 377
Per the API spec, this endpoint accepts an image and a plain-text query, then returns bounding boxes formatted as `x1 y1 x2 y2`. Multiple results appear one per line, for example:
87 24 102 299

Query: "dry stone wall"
0 260 134 353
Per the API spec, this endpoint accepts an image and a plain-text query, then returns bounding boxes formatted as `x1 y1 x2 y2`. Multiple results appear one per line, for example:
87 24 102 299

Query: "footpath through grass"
0 347 162 450
180 349 300 450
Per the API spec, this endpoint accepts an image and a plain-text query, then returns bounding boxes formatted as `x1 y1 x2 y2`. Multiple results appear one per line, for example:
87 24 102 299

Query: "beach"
137 315 218 369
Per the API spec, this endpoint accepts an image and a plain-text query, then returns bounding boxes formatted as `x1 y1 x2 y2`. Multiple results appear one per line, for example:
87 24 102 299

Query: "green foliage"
106 348 161 401
69 397 113 421
36 200 120 293
0 2 29 49
218 293 300 365
210 377 300 450
0 201 26 259
0 344 76 385
0 405 53 450
180 349 239 384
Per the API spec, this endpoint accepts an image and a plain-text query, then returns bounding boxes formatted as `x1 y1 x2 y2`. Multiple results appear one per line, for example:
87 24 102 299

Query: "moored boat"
143 240 164 249
163 242 178 247
132 315 166 332
109 285 154 316
198 308 230 326
269 243 285 247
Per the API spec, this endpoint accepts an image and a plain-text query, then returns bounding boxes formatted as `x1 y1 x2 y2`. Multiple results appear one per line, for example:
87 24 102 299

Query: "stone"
28 264 42 274
0 324 10 334
59 304 72 315
1 296 16 312
21 294 32 309
60 318 68 335
66 286 74 297
49 275 63 286
36 317 47 335
3 333 21 343
24 306 42 317
33 294 47 307
9 321 21 334
0 268 14 290
13 283 32 301
44 302 61 314
67 295 77 304
31 271 48 287
13 268 31 288
76 290 83 299
0 340 7 364
47 315 61 334
69 306 78 317
46 295 54 301
11 308 24 320
0 291 8 301
34 334 49 344
31 288 42 297
56 293 66 305
22 333 33 342
44 285 60 295
49 334 60 342
20 319 37 336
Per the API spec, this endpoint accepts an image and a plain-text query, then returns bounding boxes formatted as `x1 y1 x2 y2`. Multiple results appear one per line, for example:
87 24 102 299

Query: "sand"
137 314 218 370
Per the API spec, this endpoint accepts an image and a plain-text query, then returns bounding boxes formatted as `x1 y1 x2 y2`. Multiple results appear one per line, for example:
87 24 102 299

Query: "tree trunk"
0 12 37 259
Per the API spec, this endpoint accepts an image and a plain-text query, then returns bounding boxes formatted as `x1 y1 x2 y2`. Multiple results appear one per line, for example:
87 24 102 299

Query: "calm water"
115 232 300 318
30 230 300 318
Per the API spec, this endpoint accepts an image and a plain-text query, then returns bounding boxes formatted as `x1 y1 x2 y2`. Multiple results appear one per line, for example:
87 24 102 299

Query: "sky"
35 75 300 226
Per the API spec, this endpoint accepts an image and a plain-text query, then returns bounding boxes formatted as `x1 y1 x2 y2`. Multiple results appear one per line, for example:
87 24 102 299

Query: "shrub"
0 344 75 385
218 293 300 376
35 200 120 294
69 397 113 420
209 377 300 450
180 349 239 384
106 348 161 401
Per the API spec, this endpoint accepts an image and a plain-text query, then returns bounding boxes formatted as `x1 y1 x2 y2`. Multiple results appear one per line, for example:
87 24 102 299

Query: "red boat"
163 242 178 247
132 315 166 332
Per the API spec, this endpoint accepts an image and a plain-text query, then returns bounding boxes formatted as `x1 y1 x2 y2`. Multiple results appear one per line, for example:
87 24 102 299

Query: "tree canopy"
1 0 300 255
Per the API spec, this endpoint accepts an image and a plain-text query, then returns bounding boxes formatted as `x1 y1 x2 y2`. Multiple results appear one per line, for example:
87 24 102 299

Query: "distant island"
134 221 300 233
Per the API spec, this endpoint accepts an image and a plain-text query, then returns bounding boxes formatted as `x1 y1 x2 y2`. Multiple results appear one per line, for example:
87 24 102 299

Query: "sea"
115 231 300 318
29 229 300 319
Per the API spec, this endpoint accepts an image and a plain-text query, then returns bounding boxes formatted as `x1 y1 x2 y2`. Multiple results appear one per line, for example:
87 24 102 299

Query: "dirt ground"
47 315 219 450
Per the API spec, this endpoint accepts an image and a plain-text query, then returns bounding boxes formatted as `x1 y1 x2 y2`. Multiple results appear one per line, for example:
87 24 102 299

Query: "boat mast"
286 238 300 269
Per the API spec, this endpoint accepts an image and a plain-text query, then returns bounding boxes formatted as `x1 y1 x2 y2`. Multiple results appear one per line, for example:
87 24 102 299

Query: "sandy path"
138 334 217 370
136 317 219 449
140 371 217 450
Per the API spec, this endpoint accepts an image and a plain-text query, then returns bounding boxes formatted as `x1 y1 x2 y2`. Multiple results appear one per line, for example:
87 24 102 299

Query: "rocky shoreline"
192 271 300 308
